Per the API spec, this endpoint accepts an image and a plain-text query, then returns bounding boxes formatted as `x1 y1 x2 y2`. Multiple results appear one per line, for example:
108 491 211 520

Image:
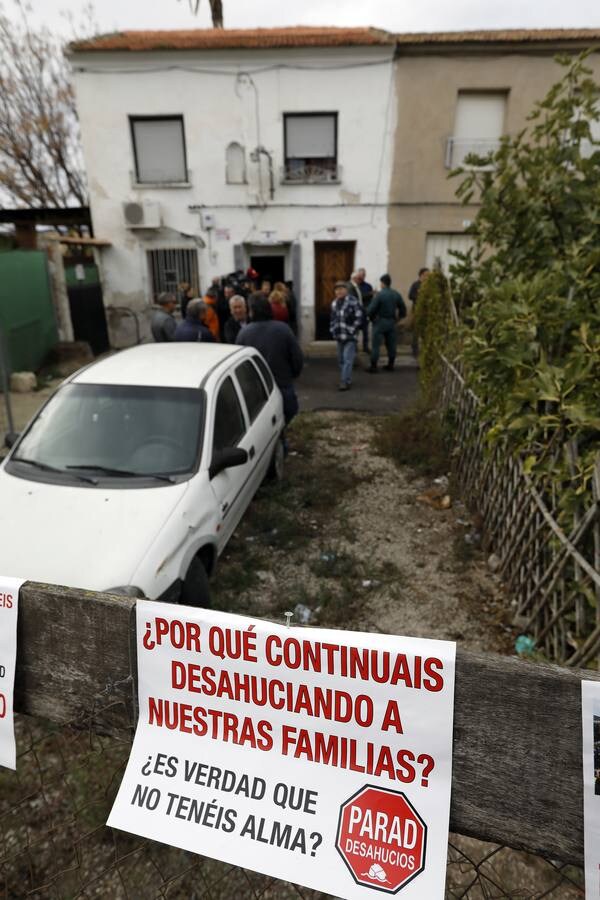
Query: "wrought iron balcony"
280 160 341 184
445 138 501 170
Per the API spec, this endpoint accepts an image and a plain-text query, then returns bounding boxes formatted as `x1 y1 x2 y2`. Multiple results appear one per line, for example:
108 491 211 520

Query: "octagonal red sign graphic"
335 785 427 894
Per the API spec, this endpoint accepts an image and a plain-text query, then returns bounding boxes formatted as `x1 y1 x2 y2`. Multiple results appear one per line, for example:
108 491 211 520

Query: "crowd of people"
150 264 430 416
150 269 304 427
330 267 429 390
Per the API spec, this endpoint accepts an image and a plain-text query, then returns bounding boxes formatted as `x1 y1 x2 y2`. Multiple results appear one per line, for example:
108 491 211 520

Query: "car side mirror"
4 432 19 449
209 446 248 479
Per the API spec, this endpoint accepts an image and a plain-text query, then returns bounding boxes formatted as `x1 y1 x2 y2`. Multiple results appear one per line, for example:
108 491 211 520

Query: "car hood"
0 469 189 592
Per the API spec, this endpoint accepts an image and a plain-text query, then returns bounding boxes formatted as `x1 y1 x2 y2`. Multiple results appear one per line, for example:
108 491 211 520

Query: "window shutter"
454 94 506 140
286 116 335 158
133 119 187 183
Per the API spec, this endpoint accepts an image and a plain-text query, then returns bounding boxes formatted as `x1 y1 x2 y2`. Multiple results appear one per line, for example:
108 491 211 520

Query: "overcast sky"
12 0 600 37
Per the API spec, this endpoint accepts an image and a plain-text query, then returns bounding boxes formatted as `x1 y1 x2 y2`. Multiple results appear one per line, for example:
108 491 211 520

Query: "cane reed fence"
440 354 600 669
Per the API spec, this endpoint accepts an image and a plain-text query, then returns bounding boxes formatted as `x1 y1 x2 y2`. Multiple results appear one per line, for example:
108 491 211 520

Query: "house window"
130 116 188 184
446 92 507 169
425 233 476 274
147 248 199 299
226 142 247 183
283 113 338 183
578 103 600 158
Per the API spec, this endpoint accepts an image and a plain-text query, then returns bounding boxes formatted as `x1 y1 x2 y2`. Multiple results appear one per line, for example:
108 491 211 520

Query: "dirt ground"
211 410 512 653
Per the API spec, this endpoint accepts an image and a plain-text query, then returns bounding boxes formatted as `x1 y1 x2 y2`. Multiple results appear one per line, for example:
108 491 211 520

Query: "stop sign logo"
335 785 427 893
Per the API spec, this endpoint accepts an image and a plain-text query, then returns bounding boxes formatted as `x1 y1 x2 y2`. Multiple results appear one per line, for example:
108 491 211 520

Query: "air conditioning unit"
123 200 161 229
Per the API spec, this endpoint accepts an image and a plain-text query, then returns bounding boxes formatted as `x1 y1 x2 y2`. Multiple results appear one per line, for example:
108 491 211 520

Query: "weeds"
373 402 450 477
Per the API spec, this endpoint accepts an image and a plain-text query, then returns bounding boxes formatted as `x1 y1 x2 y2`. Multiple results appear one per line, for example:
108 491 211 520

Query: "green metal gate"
0 250 58 373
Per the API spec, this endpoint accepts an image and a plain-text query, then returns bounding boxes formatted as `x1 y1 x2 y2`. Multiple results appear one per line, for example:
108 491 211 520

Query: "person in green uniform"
366 274 407 373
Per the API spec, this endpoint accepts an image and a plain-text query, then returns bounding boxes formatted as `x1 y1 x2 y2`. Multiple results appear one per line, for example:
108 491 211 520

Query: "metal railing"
280 161 341 184
445 137 501 169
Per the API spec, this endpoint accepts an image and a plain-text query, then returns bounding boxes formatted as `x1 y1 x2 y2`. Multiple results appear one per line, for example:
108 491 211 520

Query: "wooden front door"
314 241 355 340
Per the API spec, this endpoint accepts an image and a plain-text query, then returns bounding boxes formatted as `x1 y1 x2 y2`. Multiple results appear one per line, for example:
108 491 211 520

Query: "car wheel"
181 555 211 608
266 437 285 481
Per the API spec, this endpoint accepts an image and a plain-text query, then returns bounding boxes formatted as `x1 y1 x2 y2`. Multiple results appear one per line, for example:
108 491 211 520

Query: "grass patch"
373 403 450 477
210 541 263 610
287 412 328 458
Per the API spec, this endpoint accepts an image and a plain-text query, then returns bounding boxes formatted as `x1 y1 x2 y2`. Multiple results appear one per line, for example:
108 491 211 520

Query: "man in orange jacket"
202 287 221 341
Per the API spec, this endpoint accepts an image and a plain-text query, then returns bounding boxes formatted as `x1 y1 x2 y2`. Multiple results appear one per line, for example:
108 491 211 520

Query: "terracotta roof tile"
70 26 394 53
395 28 600 45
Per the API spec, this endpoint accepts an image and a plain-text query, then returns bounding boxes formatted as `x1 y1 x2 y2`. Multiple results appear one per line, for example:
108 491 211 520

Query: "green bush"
414 268 455 403
450 54 600 506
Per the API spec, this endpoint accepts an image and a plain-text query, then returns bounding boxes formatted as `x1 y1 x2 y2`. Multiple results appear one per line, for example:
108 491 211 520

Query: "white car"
0 343 285 604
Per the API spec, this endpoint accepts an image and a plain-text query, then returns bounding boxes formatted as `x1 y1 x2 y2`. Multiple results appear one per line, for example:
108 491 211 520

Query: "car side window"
253 355 274 394
213 377 246 454
236 360 268 423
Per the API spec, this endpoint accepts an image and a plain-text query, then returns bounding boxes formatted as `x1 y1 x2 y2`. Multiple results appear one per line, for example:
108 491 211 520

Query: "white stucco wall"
71 45 396 343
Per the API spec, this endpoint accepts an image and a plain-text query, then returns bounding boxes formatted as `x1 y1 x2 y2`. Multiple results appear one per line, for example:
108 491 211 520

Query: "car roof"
72 343 246 389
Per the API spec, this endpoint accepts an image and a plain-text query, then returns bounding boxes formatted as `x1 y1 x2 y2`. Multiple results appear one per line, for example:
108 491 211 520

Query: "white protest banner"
582 680 600 897
108 602 456 898
0 576 24 770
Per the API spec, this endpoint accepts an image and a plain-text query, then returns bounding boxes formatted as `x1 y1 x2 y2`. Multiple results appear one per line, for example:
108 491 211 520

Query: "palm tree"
184 0 224 28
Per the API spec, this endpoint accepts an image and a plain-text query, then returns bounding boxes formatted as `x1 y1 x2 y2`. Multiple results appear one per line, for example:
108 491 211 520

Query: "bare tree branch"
181 0 224 28
0 0 89 209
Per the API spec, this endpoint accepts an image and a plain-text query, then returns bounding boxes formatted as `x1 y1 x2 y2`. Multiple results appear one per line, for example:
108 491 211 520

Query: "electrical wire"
72 57 395 76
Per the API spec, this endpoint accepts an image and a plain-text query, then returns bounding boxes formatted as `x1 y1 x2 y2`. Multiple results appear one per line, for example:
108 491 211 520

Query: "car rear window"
236 359 268 423
213 376 246 452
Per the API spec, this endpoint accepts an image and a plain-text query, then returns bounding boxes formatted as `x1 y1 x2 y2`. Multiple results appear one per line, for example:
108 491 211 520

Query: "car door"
209 374 251 549
234 358 275 492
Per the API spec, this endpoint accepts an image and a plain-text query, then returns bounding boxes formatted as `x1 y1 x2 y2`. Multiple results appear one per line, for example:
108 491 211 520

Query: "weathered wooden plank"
14 581 137 738
10 582 596 867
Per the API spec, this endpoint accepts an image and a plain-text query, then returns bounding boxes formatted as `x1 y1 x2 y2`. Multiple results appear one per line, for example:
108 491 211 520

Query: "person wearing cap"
151 292 177 342
366 274 407 373
329 280 364 391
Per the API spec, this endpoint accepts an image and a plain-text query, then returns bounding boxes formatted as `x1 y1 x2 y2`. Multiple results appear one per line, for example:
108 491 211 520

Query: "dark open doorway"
250 255 285 287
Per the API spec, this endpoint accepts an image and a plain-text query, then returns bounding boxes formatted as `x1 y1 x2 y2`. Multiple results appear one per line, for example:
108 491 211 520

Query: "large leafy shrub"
451 54 600 501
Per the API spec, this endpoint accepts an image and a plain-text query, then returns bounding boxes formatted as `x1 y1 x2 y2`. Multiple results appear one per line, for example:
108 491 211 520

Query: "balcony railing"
445 138 501 170
281 160 341 184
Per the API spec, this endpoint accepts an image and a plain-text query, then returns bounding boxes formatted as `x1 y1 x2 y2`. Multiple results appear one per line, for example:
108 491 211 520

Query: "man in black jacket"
236 293 303 424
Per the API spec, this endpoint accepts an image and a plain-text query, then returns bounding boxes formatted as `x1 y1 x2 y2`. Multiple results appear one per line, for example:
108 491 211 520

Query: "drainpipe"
251 146 275 202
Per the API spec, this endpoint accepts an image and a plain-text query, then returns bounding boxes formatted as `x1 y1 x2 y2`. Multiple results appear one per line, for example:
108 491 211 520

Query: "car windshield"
11 383 205 480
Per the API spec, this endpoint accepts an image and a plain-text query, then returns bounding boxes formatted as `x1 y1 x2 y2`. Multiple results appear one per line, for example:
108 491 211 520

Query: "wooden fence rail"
11 582 599 870
440 355 600 668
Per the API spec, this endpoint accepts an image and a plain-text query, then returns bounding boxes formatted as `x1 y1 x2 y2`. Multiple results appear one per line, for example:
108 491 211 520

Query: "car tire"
181 555 211 608
266 437 285 482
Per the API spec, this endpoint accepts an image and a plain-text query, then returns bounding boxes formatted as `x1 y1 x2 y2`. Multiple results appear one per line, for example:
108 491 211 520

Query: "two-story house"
388 29 600 293
70 26 600 346
69 27 397 345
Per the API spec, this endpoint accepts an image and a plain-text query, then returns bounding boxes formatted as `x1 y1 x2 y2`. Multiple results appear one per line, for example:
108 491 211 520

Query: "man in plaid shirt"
330 280 364 391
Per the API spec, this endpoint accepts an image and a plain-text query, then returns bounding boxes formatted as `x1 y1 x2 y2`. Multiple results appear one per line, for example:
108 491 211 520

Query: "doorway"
314 241 355 340
250 255 285 287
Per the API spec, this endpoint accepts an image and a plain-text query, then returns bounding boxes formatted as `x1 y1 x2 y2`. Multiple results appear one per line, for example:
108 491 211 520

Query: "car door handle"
221 501 229 513
272 415 276 425
249 446 255 459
